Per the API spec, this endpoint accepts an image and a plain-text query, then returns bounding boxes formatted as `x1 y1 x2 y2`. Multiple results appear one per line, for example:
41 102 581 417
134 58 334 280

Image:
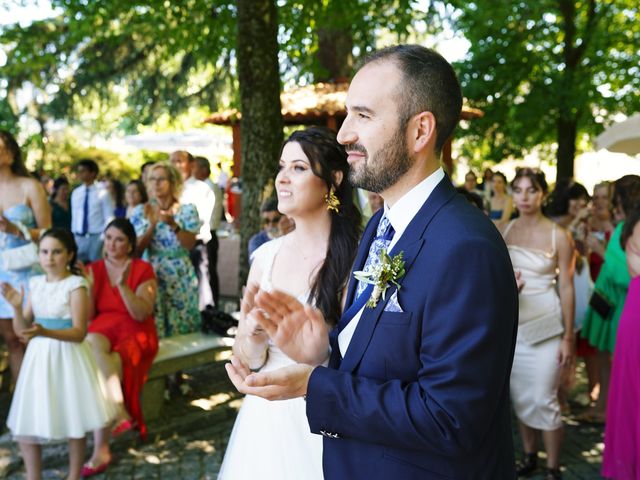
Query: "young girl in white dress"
0 228 116 480
218 128 361 479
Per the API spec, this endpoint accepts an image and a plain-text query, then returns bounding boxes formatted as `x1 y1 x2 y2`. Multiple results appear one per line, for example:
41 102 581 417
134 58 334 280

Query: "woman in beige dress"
501 168 575 480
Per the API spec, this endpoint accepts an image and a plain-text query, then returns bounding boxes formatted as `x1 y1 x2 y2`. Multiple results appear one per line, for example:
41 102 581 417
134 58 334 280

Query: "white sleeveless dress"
505 222 564 431
218 237 324 479
6 275 117 443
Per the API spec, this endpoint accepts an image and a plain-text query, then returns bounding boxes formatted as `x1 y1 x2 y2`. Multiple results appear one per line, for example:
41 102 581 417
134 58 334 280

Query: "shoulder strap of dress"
502 219 517 239
551 223 557 255
257 237 283 290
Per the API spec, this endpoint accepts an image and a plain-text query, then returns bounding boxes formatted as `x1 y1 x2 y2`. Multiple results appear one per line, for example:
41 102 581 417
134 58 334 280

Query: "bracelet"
238 342 268 372
249 353 268 372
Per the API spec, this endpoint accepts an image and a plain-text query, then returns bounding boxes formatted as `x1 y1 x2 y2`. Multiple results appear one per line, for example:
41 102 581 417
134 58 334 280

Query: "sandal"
81 457 112 477
516 452 538 477
544 467 562 480
112 419 135 437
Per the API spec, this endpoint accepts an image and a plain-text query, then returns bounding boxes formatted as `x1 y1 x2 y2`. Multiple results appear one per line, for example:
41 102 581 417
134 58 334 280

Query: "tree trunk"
315 3 353 82
556 115 577 182
236 0 283 288
316 27 353 81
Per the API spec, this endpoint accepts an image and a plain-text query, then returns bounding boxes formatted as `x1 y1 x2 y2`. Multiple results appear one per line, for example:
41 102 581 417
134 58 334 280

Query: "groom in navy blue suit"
227 44 519 479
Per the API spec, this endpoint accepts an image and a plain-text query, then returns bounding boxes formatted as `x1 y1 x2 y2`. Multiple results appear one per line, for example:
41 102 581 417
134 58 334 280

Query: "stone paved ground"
0 350 606 479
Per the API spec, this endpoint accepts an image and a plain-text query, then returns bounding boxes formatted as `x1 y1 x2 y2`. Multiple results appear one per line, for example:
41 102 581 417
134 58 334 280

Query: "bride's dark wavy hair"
284 127 362 325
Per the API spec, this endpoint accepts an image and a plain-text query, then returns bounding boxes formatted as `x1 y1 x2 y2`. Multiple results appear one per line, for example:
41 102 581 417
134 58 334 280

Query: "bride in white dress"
218 127 361 479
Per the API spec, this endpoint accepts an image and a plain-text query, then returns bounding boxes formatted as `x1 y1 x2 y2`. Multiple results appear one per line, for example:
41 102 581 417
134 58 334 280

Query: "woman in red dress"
82 218 158 477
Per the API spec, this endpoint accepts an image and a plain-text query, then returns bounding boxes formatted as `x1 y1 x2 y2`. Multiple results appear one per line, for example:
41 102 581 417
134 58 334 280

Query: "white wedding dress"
218 237 323 479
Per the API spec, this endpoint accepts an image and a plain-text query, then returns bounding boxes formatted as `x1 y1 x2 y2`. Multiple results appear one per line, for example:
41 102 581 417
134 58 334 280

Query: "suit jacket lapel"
339 175 458 373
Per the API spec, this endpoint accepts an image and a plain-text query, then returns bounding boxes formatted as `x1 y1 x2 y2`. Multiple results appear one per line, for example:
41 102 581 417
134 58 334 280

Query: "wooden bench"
141 332 234 421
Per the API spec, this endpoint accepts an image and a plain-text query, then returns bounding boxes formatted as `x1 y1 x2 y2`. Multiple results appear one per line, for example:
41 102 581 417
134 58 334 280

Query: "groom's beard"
347 126 413 194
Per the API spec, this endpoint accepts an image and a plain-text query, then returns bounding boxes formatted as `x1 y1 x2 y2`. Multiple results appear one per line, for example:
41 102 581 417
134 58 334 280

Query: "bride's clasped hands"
225 285 331 401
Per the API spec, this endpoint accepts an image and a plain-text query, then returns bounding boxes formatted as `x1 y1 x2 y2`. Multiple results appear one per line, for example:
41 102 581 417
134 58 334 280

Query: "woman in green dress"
580 174 640 422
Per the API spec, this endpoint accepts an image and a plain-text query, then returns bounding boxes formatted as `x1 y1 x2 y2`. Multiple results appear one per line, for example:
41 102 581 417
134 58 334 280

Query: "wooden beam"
231 124 242 177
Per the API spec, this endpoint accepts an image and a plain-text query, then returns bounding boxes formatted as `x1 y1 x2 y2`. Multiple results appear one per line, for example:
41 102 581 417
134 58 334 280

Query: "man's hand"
225 355 314 401
254 289 329 365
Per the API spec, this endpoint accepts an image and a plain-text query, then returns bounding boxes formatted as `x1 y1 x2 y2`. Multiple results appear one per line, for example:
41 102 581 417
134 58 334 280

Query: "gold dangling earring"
325 189 340 213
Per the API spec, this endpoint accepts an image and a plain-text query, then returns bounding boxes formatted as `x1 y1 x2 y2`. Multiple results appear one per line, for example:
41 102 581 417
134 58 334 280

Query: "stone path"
0 351 606 479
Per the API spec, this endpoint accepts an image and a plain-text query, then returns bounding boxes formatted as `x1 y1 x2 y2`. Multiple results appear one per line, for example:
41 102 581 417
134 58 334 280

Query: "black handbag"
589 290 613 320
201 305 238 337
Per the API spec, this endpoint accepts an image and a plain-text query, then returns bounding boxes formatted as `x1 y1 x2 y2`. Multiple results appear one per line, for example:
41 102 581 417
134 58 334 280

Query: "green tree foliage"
1 0 440 284
449 0 640 179
1 0 237 128
1 1 433 128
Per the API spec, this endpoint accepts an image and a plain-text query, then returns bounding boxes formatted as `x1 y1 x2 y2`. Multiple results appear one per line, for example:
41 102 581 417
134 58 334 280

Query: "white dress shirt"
204 177 224 231
338 167 445 356
70 183 114 234
180 177 215 243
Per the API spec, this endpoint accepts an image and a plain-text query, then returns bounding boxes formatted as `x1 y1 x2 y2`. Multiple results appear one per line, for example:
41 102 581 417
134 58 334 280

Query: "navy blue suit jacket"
306 176 518 479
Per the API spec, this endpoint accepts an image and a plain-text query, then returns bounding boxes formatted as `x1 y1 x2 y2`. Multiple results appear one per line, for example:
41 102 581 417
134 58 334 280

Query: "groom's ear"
331 170 344 188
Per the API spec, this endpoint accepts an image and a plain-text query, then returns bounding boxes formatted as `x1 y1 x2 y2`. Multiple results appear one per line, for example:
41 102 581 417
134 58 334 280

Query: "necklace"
288 235 323 262
156 197 175 212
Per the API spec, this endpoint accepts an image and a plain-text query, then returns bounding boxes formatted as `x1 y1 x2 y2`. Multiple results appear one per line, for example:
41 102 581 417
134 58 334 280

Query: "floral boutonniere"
353 250 406 308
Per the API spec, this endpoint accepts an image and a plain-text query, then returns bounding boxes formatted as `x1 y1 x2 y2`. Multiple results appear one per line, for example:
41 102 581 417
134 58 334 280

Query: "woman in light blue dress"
0 130 51 383
129 161 201 338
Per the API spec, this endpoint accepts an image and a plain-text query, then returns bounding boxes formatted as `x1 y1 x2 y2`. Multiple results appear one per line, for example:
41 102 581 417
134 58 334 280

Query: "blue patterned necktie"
355 214 395 299
81 185 90 235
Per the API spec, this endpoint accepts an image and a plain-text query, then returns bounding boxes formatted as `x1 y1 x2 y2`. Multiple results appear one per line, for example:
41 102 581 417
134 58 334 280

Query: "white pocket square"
384 290 404 313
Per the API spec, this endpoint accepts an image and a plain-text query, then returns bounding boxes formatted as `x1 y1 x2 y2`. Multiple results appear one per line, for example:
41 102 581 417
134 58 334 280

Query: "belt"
149 248 189 260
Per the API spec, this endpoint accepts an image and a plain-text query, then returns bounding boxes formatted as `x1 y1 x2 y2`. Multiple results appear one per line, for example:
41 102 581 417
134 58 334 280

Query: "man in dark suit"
227 44 519 479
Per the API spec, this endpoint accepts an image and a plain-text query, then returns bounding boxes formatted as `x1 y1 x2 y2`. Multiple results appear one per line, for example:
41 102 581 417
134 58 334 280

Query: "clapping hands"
239 283 269 345
0 282 23 310
226 284 330 400
225 355 313 401
143 202 160 225
253 289 330 366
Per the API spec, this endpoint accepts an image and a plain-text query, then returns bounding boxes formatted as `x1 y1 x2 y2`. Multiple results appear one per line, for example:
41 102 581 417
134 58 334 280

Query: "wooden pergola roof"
205 81 483 126
204 81 483 176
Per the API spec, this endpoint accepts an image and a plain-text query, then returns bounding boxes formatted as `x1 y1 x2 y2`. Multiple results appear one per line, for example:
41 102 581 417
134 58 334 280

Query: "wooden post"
231 123 242 177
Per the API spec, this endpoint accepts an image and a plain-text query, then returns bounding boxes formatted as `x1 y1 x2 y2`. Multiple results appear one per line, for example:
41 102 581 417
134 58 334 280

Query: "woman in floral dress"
130 161 200 338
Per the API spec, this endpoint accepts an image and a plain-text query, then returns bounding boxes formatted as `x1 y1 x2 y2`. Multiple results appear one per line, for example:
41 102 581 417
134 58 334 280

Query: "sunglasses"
262 217 282 225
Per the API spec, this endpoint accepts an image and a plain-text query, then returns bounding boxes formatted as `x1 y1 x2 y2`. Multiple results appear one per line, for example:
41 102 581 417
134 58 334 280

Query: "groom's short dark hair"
360 45 463 157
